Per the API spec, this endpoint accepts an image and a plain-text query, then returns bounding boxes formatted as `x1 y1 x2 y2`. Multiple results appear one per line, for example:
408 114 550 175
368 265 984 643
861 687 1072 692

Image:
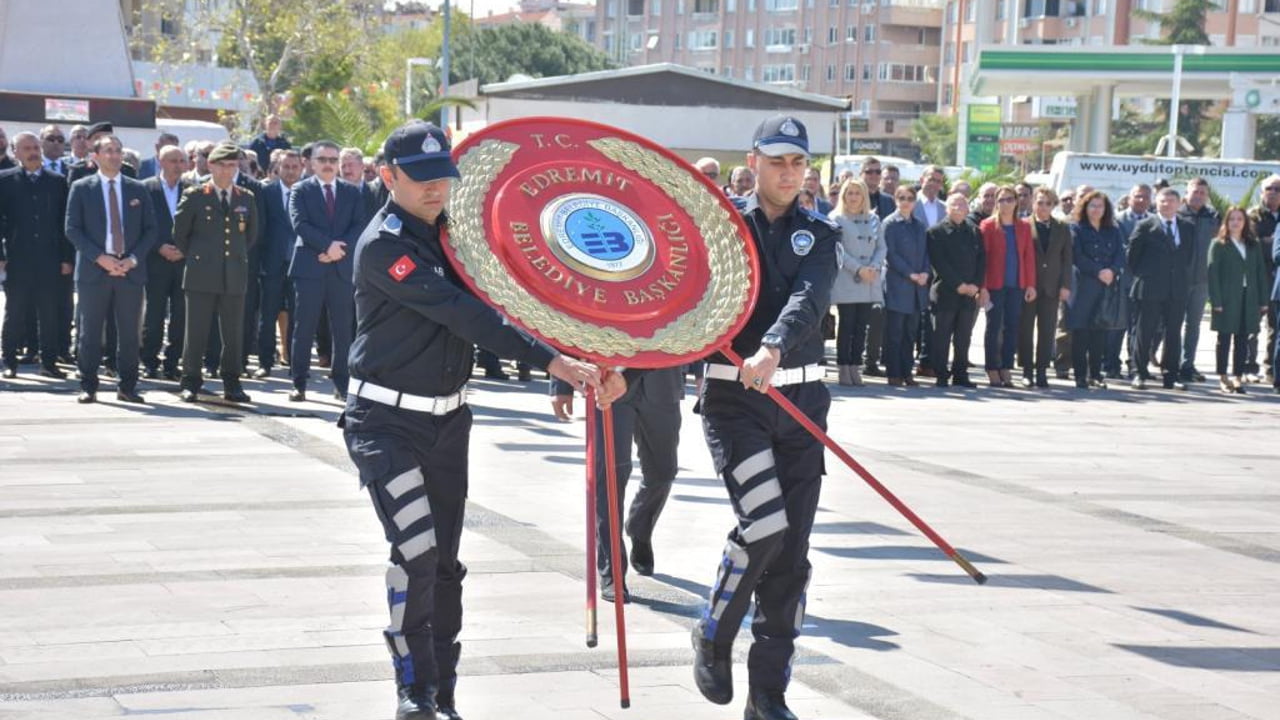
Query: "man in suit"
1247 174 1279 387
234 149 268 373
1018 186 1073 388
927 192 985 388
552 368 682 602
0 132 73 378
1115 184 1153 378
136 132 179 181
254 149 303 377
39 125 71 176
913 165 947 228
171 143 257 403
287 139 363 401
859 156 895 377
341 147 380 229
64 134 156 403
0 127 13 171
1176 178 1220 383
1129 187 1196 390
140 145 190 380
66 123 136 185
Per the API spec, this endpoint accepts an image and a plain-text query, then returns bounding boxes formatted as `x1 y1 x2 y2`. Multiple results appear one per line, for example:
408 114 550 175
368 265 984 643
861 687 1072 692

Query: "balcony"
869 82 938 103
878 0 944 28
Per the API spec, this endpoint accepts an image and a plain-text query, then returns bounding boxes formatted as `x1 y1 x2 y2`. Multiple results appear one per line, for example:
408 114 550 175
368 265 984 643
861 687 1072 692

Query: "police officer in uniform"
341 121 624 720
552 367 683 602
691 116 838 720
171 142 257 403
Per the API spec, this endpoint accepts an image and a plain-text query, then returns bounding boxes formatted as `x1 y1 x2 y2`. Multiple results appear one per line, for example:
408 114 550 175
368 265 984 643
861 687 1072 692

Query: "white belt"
705 363 824 387
353 379 467 415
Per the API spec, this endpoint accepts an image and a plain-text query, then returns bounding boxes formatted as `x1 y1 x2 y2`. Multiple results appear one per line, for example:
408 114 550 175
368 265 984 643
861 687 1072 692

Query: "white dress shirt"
97 171 126 255
161 179 181 218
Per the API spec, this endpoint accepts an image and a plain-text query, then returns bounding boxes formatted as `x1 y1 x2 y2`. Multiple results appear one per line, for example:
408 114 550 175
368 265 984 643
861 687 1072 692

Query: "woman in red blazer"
979 186 1037 387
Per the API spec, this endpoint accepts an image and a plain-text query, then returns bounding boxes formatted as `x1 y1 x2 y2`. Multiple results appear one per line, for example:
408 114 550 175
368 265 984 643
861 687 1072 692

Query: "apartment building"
591 0 944 158
941 0 1280 122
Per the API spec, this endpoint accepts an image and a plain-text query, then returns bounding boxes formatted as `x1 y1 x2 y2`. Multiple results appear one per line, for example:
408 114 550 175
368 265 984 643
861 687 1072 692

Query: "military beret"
207 142 242 163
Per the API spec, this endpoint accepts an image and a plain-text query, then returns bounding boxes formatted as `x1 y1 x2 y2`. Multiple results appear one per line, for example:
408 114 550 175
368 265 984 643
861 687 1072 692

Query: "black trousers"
1018 293 1059 372
1070 327 1107 381
76 279 143 394
242 272 260 366
592 372 681 581
343 398 471 697
834 303 874 367
864 305 885 367
1134 297 1183 381
1217 286 1251 377
181 291 245 389
698 380 828 693
291 275 353 393
2 276 59 369
141 260 185 373
932 303 977 380
257 274 292 369
58 273 74 358
1054 304 1073 373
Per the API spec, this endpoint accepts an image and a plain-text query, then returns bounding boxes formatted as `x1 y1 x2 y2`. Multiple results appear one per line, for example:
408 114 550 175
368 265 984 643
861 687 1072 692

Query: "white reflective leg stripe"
793 568 812 634
393 635 410 657
741 508 789 544
738 478 783 517
708 541 749 621
387 565 408 631
392 495 431 532
398 529 437 561
385 468 423 500
731 449 775 487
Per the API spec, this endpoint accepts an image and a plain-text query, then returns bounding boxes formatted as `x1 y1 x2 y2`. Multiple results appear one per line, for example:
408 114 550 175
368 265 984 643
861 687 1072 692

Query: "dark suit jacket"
137 156 158 181
867 191 896 220
171 182 258 295
927 218 985 312
141 176 188 248
259 180 297 277
1127 215 1196 303
1028 217 1073 298
65 173 157 285
0 168 72 277
67 159 136 186
287 176 364 282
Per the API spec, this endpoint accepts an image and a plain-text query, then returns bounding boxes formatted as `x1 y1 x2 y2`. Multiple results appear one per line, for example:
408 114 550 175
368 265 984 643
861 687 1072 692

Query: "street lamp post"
441 0 451 129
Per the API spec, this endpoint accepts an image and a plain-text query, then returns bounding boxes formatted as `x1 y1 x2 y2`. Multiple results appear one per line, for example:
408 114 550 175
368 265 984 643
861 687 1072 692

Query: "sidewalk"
1 349 1278 719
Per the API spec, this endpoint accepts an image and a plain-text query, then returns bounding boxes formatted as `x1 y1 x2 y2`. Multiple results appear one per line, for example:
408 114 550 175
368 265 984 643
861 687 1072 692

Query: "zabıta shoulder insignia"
729 195 749 212
802 206 839 230
380 213 403 236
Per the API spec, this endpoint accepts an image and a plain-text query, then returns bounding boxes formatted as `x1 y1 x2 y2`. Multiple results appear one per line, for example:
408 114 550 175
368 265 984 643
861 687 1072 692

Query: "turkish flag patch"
388 255 417 282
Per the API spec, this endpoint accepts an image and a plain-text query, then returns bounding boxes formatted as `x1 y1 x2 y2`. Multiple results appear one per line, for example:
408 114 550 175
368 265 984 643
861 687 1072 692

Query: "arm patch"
388 254 417 282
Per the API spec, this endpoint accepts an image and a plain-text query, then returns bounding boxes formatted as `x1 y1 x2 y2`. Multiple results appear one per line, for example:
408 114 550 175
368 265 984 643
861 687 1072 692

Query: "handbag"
1092 280 1127 330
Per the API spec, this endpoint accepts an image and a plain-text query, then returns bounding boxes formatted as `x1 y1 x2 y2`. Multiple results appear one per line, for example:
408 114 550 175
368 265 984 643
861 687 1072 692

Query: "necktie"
108 179 124 256
323 184 336 221
1165 220 1177 246
221 190 230 215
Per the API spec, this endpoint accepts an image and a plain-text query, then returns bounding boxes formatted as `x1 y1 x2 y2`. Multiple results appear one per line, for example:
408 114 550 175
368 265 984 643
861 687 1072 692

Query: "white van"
1046 152 1280 205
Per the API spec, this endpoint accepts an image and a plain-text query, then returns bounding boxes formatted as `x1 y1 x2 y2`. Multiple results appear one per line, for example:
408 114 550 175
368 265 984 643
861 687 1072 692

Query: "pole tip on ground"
973 571 988 585
586 636 598 648
621 699 630 709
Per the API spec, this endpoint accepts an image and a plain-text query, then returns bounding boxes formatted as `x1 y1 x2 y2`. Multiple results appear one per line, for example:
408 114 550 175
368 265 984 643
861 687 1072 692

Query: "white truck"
1046 152 1280 205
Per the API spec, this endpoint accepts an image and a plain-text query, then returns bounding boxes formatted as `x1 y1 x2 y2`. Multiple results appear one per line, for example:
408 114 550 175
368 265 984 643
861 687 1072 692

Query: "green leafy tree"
912 114 957 166
454 23 616 86
1134 0 1219 155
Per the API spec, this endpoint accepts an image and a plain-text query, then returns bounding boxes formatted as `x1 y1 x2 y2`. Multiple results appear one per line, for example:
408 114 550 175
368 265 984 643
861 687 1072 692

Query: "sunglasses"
998 197 1017 203
313 156 339 164
862 168 882 175
895 195 916 202
1265 185 1280 192
44 135 65 142
1035 199 1054 206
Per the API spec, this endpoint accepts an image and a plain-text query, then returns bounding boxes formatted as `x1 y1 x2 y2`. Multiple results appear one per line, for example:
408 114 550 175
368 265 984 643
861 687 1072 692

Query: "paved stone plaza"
1 333 1278 719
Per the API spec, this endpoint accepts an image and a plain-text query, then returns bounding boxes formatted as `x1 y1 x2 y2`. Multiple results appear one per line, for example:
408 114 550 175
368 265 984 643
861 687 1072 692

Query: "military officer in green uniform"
172 142 258 403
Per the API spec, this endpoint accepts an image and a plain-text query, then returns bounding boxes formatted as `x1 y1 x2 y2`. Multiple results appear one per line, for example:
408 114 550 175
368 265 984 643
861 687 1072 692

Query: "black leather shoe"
935 377 949 388
861 363 884 377
224 388 251 403
333 388 347 401
630 538 655 576
163 369 181 381
517 365 532 382
253 367 272 379
482 367 509 380
143 367 161 379
744 688 799 720
600 578 631 604
39 366 68 379
692 626 733 705
1035 369 1049 388
180 388 199 403
77 391 96 404
116 390 145 404
2 366 16 379
289 388 306 402
952 376 976 389
395 685 437 720
434 690 463 720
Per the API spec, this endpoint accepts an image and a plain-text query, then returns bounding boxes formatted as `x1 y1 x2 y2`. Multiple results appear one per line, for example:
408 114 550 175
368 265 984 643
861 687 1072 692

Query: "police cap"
752 115 810 158
383 121 460 182
87 122 114 139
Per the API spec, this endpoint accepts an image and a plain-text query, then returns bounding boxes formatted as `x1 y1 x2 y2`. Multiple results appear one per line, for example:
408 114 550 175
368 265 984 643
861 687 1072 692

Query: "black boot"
692 625 733 705
744 688 798 720
1035 368 1049 388
395 685 437 720
435 688 463 720
629 537 654 576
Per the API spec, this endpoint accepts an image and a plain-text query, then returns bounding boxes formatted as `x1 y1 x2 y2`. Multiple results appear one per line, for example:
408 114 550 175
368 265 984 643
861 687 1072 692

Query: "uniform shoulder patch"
801 206 840 230
388 254 417 282
380 214 403 236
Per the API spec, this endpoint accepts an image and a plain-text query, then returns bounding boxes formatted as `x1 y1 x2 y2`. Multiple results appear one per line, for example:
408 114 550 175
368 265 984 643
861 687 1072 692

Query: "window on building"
996 1 1005 19
962 41 972 62
674 32 681 49
799 63 811 81
1262 35 1280 46
862 63 872 80
965 1 975 20
652 0 662 13
828 26 838 43
830 0 839 6
746 28 755 46
764 27 797 48
606 1 616 16
689 29 718 49
826 64 836 81
745 65 755 81
763 64 796 82
943 84 953 106
943 40 954 63
804 26 813 43
604 33 615 51
628 0 644 16
847 24 857 41
722 66 733 76
630 32 644 50
767 0 799 10
160 16 180 35
885 119 895 134
724 29 734 47
1094 0 1107 14
748 0 757 10
947 2 957 21
864 24 875 41
586 20 596 42
694 0 719 12
727 0 736 9
845 63 857 80
1238 0 1255 11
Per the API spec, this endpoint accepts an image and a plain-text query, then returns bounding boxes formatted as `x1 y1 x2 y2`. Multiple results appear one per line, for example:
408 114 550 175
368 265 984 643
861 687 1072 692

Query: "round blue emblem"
541 194 655 281
563 207 636 262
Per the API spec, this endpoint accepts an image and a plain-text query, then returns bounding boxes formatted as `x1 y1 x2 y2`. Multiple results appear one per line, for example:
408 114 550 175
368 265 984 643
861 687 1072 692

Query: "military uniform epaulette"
801 206 840 230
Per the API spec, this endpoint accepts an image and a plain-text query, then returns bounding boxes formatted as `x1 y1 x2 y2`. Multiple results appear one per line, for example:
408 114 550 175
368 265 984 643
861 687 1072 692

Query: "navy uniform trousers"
591 368 682 581
697 378 829 693
343 396 469 699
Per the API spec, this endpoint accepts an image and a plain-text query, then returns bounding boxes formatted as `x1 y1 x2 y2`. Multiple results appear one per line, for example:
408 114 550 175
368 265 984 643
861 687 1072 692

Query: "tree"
911 114 957 166
1134 0 1220 155
454 23 616 86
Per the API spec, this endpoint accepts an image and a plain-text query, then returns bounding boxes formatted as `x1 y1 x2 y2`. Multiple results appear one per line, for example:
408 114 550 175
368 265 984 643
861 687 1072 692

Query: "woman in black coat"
1065 190 1126 389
